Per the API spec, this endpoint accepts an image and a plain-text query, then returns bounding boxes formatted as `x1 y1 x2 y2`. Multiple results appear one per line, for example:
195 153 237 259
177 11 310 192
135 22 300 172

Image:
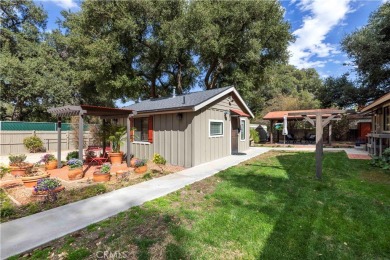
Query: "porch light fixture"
176 113 183 120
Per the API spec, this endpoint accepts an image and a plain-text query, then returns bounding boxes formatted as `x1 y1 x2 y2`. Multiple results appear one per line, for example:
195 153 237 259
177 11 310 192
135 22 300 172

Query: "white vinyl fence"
0 131 94 155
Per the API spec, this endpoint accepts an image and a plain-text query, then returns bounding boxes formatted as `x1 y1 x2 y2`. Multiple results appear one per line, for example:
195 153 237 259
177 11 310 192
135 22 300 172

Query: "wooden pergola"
263 109 343 145
288 109 346 179
48 105 136 168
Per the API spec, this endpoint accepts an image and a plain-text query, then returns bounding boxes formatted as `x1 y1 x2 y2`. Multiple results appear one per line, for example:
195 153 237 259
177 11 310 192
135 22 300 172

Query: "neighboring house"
361 93 390 156
120 86 254 167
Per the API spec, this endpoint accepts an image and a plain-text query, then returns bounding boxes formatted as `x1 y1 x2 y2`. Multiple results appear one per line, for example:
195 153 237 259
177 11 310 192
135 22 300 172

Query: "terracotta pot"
32 185 65 196
93 172 111 182
109 152 123 165
68 167 83 180
21 173 50 188
45 160 58 170
9 164 33 177
130 158 138 168
135 165 147 174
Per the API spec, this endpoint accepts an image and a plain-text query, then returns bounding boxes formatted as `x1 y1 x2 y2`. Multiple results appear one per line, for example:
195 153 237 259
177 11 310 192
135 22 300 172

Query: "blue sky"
35 0 386 105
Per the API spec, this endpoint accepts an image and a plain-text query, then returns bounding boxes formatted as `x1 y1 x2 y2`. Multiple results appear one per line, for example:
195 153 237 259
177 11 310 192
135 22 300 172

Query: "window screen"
210 121 223 136
240 119 246 140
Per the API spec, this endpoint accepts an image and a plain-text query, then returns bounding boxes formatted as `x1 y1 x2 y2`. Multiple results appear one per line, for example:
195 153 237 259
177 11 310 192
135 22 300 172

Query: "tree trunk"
205 59 218 89
176 60 183 94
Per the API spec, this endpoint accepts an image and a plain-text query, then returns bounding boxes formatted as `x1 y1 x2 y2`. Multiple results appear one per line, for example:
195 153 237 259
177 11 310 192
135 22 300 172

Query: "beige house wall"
120 93 251 167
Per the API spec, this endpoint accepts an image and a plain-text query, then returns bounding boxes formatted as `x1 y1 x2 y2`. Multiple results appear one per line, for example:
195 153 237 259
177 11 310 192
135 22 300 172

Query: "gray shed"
119 86 254 167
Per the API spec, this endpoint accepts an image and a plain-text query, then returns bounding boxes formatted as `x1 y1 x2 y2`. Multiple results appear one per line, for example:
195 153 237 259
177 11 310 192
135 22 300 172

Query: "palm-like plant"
108 126 127 153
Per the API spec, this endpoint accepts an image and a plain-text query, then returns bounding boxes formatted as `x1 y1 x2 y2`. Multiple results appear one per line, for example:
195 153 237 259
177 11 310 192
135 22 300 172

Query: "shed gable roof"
125 86 254 118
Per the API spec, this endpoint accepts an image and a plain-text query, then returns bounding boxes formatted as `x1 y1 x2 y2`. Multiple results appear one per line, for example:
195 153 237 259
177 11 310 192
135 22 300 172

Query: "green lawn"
13 151 390 259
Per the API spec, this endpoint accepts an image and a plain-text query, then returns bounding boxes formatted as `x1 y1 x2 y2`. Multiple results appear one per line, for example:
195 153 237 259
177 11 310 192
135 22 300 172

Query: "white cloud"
41 0 78 9
288 0 353 68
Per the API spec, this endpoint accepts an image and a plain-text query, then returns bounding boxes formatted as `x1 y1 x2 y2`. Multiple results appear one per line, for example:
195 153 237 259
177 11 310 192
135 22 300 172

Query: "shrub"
9 154 27 165
100 163 111 174
0 163 10 178
153 153 166 165
23 135 44 153
370 148 390 170
250 128 260 144
66 151 79 160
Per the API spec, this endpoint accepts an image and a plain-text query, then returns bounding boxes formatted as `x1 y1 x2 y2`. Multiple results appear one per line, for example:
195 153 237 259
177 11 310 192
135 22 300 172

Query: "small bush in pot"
9 154 33 177
33 178 64 201
40 154 58 170
93 163 111 182
67 159 83 169
67 158 83 180
23 135 45 153
9 154 27 165
134 159 148 174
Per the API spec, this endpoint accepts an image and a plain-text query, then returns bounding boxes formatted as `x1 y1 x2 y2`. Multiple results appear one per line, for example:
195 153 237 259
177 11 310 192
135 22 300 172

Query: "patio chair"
87 151 109 166
286 134 297 143
303 134 316 144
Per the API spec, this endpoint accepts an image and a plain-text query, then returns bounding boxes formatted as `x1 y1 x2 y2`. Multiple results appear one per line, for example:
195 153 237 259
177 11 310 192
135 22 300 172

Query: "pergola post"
328 123 332 145
315 114 323 179
78 112 85 161
57 117 62 169
270 120 274 144
102 119 106 156
288 109 345 180
126 114 132 167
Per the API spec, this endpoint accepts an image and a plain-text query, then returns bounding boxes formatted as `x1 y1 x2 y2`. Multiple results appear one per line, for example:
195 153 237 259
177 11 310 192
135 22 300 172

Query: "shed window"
134 118 149 142
210 120 224 137
240 119 246 141
384 106 390 131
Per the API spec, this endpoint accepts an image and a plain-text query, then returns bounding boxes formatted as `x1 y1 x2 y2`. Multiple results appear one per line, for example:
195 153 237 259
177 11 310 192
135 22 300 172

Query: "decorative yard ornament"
282 115 288 145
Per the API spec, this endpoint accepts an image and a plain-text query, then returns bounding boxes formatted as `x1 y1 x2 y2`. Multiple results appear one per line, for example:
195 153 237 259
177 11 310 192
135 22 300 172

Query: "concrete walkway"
0 147 270 259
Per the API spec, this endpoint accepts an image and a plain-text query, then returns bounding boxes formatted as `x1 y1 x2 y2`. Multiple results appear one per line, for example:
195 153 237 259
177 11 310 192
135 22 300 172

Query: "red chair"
88 152 109 166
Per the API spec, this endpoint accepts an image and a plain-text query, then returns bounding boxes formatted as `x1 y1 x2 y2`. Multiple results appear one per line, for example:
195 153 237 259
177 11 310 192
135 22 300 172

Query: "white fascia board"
193 87 255 118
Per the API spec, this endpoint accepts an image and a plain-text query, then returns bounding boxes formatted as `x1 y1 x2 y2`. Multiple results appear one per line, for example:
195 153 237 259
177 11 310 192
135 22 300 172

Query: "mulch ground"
1 161 185 206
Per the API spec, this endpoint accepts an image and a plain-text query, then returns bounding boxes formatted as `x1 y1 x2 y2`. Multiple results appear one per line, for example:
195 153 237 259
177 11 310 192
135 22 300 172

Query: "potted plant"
134 159 148 174
9 154 33 177
67 158 83 180
21 166 50 188
41 154 58 170
32 178 64 201
93 163 111 182
108 126 126 164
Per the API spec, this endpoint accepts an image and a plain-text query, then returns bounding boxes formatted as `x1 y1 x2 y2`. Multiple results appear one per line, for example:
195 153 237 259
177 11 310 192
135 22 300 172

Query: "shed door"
231 117 239 154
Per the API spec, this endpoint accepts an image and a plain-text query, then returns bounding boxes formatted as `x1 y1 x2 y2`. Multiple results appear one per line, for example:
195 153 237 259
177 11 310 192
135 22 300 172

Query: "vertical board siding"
129 113 193 168
192 94 251 165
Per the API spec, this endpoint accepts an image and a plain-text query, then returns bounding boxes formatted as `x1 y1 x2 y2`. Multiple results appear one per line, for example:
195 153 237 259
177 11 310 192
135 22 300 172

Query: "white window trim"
240 118 246 141
209 119 224 138
131 141 151 145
